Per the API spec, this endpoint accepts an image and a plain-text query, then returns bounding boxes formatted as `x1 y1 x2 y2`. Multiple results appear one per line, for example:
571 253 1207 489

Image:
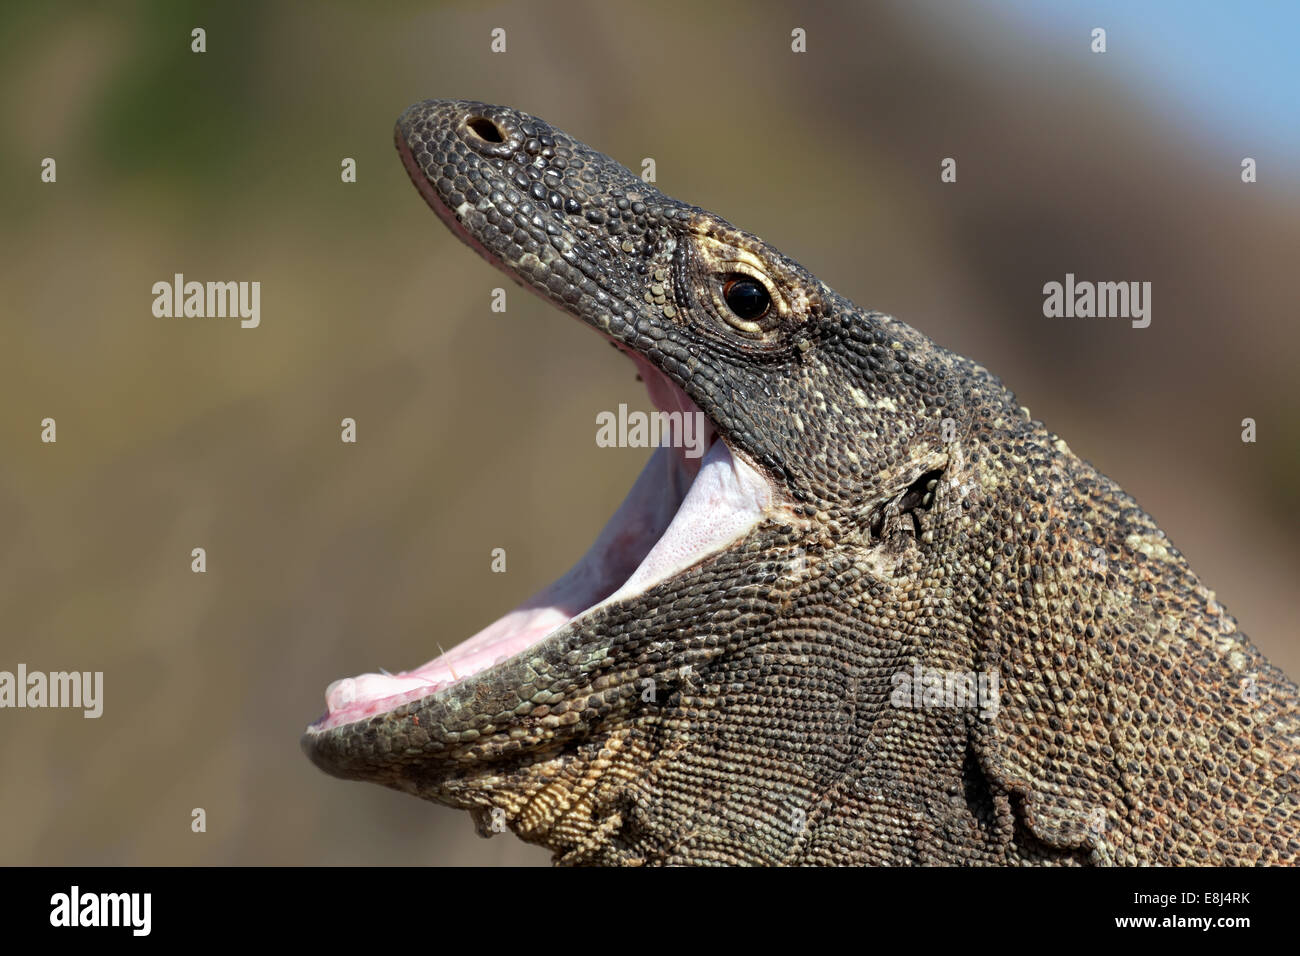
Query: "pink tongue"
323 608 567 714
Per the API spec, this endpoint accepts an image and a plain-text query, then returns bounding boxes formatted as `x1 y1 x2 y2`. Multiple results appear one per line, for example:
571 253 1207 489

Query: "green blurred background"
2 0 1297 865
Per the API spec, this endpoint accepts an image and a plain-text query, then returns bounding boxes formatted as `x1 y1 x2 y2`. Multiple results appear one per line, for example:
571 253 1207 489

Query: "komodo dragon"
303 99 1300 866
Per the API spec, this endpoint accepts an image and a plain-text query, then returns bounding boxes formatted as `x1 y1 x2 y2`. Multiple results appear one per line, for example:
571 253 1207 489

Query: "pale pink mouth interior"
313 351 773 731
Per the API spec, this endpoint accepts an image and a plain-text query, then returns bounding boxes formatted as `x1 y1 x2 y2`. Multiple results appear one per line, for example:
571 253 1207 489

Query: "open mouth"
313 360 773 731
309 136 775 732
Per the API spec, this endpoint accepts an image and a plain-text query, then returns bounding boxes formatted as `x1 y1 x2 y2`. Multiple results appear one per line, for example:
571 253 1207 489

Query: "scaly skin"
303 100 1300 865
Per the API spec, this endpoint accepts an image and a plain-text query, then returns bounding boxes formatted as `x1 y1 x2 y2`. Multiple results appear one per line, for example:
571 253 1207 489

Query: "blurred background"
1 0 1297 865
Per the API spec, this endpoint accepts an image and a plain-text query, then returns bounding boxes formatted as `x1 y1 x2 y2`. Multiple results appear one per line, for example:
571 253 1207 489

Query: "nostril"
466 115 505 143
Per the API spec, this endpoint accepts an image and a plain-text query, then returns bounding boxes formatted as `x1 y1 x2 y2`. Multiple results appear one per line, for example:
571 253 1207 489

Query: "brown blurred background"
2 1 1297 865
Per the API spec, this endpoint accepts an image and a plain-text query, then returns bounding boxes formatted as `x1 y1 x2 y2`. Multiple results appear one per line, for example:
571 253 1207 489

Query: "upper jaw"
393 99 701 364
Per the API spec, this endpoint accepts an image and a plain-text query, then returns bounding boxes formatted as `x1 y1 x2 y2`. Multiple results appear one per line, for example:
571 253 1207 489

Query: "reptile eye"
722 276 771 322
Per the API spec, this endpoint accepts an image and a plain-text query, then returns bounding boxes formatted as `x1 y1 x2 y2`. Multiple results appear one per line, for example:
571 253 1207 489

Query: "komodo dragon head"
303 100 1300 866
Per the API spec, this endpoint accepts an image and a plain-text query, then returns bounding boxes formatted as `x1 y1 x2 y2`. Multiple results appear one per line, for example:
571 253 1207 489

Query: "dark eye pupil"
723 278 770 321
